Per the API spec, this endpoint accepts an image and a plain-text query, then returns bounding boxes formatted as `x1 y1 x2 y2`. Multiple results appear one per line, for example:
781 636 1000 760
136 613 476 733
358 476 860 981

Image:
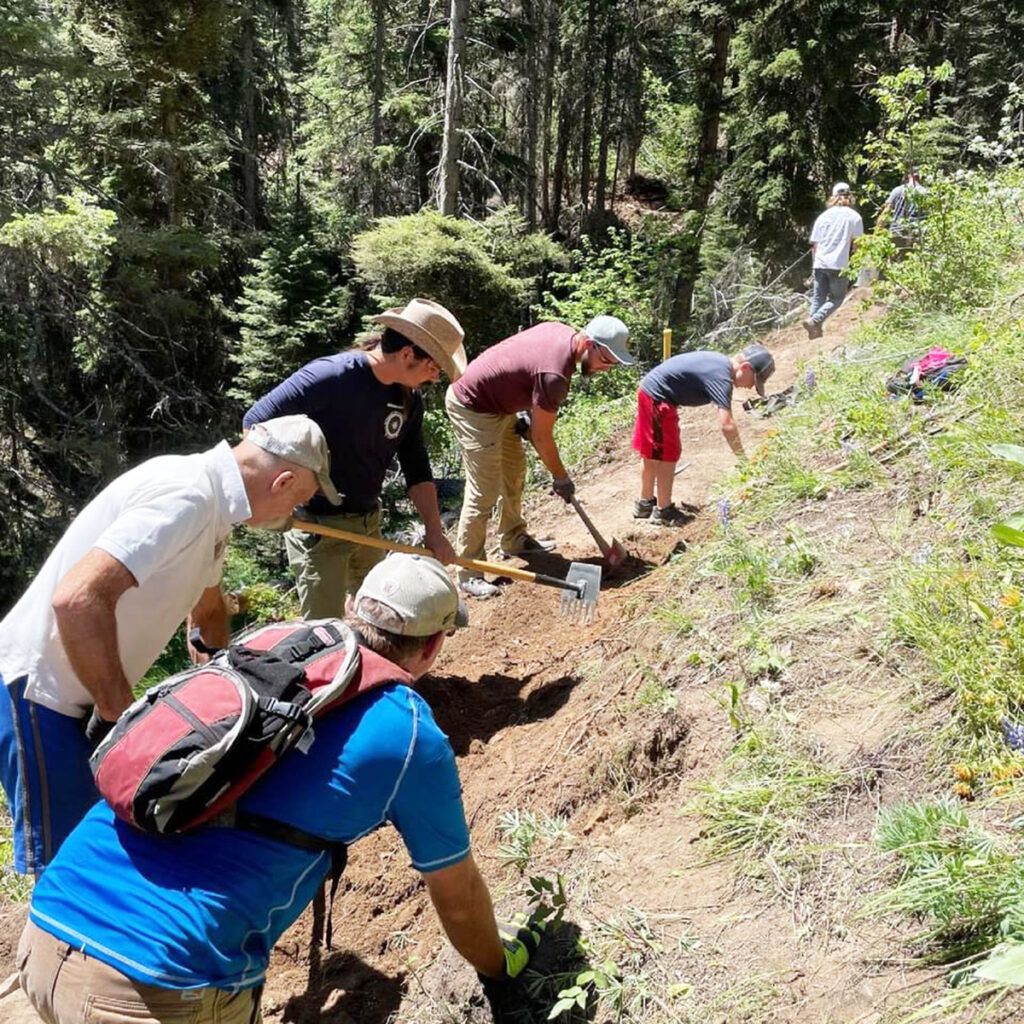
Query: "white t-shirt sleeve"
93 489 215 590
810 215 824 243
851 212 864 238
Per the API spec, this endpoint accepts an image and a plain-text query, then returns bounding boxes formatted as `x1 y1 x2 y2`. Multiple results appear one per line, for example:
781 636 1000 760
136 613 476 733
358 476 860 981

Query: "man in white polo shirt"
0 415 336 875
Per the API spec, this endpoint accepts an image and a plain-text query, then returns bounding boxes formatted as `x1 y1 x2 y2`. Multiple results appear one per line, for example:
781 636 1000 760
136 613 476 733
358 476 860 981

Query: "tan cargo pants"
12 920 260 1024
284 509 385 619
445 386 527 581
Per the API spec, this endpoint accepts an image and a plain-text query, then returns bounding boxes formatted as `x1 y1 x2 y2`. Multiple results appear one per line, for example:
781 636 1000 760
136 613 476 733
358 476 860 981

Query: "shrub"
352 209 565 355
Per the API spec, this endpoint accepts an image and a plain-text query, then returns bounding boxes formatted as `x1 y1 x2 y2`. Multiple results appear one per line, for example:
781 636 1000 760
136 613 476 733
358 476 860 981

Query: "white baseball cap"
247 415 342 506
353 554 469 637
832 182 852 196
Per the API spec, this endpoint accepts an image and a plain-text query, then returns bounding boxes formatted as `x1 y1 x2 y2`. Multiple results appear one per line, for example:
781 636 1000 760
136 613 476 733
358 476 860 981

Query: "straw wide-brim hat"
371 298 468 381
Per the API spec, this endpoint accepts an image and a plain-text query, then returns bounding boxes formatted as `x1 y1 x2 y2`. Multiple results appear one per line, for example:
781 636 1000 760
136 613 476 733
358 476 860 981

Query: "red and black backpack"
90 618 408 944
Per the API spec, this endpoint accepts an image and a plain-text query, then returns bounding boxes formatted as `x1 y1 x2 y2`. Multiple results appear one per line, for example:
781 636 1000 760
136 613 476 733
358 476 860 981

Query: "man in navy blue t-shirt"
244 299 467 618
11 554 541 1024
632 345 775 525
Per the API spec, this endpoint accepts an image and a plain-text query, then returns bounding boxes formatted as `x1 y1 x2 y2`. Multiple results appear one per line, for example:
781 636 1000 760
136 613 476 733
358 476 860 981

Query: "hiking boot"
503 534 557 556
650 503 690 527
802 318 824 340
459 577 501 599
633 497 656 519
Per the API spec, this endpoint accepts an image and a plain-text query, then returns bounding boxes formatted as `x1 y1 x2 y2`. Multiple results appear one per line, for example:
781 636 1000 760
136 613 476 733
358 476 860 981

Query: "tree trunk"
437 0 468 215
591 20 616 234
577 0 598 214
669 15 731 327
539 0 559 227
370 0 386 215
549 55 574 233
522 0 539 228
240 10 259 228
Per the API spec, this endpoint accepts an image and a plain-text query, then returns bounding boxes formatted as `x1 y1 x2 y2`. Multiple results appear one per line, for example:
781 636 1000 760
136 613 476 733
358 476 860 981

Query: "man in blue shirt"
12 554 537 1023
632 345 775 524
244 299 467 618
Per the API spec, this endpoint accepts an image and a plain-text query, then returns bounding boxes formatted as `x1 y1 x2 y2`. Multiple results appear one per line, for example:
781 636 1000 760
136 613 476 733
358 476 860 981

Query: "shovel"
567 496 627 573
288 519 601 623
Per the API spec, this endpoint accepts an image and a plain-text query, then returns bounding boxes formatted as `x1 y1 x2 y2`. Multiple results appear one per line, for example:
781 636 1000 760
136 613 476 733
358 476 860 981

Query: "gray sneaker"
651 503 691 527
634 497 656 519
459 577 501 599
503 534 557 555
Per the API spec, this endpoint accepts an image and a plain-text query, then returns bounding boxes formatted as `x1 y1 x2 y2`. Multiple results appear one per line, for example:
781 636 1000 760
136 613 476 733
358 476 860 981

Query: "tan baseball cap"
371 298 468 382
353 553 469 637
247 415 342 506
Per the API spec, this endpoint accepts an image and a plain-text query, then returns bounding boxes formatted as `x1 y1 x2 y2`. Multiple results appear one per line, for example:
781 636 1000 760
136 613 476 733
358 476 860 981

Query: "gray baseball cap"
353 553 469 637
740 344 776 397
583 315 635 366
247 415 342 506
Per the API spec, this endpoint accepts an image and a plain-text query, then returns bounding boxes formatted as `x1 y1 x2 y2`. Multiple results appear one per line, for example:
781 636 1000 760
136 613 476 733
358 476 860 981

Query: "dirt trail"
258 293 891 1022
0 293 891 1024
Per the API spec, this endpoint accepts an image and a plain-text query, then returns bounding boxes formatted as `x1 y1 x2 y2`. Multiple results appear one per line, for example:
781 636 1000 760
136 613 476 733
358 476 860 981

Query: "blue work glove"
551 477 575 503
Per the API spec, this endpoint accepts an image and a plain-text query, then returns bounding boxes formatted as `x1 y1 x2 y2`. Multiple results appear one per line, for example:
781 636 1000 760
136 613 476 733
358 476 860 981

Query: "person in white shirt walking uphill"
803 182 864 339
8 554 542 1024
0 416 334 874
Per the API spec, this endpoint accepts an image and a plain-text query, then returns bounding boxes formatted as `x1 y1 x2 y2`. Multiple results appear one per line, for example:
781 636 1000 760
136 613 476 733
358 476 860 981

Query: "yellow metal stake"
662 327 672 362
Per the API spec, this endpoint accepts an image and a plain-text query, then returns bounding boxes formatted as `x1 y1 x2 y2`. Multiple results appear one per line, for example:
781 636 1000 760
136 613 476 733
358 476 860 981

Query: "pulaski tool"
567 496 627 573
288 519 602 623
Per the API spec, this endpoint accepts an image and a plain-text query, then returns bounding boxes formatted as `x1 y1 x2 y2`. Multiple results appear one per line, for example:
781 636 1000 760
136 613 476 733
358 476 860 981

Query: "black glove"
514 411 532 438
84 709 116 747
477 914 546 1020
551 477 575 502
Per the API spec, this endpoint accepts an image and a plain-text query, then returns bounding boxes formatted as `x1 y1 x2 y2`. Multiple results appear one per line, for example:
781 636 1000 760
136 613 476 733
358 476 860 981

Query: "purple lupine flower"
1002 717 1024 753
803 368 817 393
717 497 732 528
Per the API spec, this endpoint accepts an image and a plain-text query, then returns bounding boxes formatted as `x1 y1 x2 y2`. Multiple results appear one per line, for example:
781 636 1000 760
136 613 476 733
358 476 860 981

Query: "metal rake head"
558 562 602 624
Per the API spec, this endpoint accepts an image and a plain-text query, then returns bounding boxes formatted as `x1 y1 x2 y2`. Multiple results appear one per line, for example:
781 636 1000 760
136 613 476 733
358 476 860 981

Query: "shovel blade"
558 562 602 624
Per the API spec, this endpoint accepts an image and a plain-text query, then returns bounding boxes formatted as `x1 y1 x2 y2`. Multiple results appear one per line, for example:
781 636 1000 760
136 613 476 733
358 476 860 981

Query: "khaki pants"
284 509 385 619
11 920 260 1024
445 386 527 581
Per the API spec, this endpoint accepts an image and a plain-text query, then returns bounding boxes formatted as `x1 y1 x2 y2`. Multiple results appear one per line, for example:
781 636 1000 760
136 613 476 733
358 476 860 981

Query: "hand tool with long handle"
567 496 627 572
289 519 601 622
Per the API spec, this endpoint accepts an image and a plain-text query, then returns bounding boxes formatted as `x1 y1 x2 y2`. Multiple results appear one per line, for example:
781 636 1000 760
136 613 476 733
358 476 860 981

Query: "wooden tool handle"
290 518 545 585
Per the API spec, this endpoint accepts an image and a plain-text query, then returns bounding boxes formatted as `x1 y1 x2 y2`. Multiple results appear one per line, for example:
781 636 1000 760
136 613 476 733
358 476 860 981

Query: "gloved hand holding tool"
551 476 575 502
479 913 547 1020
514 410 532 439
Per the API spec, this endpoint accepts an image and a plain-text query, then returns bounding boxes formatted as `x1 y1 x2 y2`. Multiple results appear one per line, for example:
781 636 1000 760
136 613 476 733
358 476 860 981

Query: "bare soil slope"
3 293 936 1024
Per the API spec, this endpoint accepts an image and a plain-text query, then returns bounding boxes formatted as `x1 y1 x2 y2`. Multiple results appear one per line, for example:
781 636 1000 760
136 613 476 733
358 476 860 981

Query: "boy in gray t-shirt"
633 346 775 525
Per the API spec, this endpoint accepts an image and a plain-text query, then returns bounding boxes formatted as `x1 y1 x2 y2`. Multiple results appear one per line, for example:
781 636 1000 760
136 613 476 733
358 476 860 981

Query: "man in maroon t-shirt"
445 316 633 598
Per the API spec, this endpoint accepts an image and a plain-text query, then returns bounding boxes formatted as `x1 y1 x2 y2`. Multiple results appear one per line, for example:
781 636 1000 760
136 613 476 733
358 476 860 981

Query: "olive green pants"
284 509 385 619
445 386 527 582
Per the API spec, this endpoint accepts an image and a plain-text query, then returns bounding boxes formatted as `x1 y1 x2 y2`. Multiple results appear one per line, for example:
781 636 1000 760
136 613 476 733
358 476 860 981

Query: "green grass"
689 724 842 878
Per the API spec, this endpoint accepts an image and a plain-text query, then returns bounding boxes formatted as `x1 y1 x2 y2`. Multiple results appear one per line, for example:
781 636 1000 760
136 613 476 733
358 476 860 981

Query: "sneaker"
503 534 557 556
459 577 501 599
633 497 656 519
802 318 823 340
651 503 691 527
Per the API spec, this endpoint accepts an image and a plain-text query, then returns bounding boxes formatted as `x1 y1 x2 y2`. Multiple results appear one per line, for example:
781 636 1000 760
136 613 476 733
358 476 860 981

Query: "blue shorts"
0 674 99 875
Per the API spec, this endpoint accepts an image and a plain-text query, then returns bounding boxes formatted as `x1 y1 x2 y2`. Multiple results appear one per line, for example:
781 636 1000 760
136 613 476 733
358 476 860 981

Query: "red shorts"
632 388 681 462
